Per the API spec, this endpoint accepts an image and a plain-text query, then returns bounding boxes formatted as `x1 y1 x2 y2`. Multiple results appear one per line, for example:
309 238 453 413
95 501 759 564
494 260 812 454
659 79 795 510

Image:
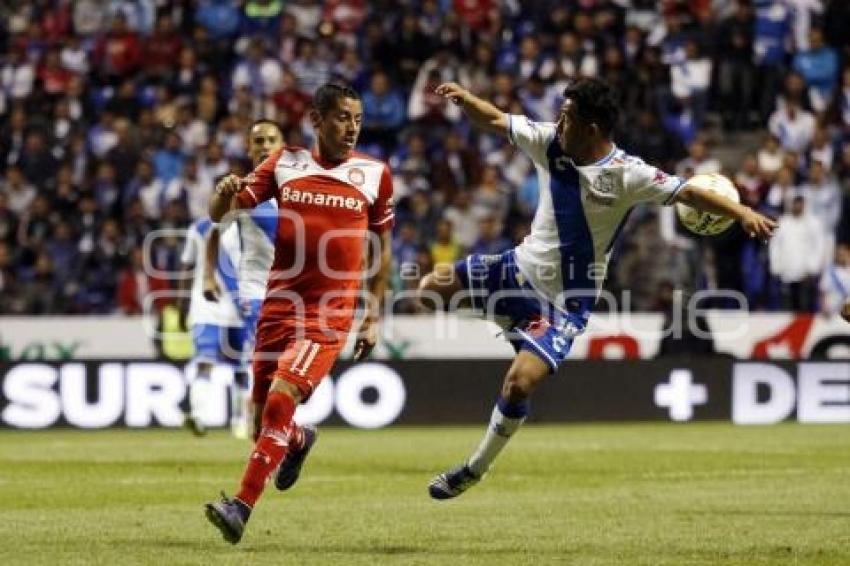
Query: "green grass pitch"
1 424 849 565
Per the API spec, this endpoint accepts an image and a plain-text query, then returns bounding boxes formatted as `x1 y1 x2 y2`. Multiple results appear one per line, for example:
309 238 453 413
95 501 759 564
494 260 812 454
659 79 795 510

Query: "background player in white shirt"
178 216 245 436
203 119 284 438
421 78 777 499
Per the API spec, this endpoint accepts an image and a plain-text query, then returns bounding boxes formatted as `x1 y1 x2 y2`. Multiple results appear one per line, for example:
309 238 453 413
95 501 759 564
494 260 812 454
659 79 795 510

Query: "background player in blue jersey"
177 216 245 436
203 119 284 439
421 78 777 499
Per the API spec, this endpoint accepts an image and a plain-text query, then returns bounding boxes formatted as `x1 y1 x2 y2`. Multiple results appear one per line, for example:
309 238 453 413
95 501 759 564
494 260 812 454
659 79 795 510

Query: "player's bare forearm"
435 82 508 136
675 184 777 240
176 264 193 329
203 227 221 302
209 191 238 222
353 230 391 361
365 230 392 318
209 174 243 222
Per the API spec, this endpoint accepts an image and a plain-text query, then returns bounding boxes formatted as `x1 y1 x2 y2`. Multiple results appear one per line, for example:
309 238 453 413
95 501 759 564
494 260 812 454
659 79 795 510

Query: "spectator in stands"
290 38 332 95
403 190 441 243
392 220 420 273
802 160 841 264
92 13 142 85
828 65 850 131
168 159 213 221
243 0 286 41
143 13 182 83
443 190 481 250
792 27 839 113
472 165 510 222
0 48 35 105
769 195 824 312
470 215 511 256
717 1 756 131
764 166 798 216
38 47 74 97
106 118 140 191
0 193 17 246
757 133 785 177
1 165 36 215
0 241 18 313
432 130 481 200
17 130 58 189
820 243 850 316
195 0 241 41
753 0 792 121
117 246 168 315
360 71 406 156
808 126 834 170
769 99 816 153
232 38 283 98
153 130 186 183
430 218 463 267
676 139 721 177
17 194 53 268
16 252 60 314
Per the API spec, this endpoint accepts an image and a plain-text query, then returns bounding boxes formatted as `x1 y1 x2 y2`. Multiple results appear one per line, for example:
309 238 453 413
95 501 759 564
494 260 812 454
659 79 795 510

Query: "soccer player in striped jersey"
177 215 245 436
421 78 776 499
203 119 285 439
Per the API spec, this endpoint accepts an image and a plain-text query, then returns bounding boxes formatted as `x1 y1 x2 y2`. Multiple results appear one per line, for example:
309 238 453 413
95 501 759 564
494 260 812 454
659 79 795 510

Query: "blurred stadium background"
2 0 850 563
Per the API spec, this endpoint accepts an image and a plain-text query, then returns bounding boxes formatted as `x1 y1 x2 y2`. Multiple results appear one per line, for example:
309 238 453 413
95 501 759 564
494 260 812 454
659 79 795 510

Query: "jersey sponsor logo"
347 167 365 186
280 158 309 171
653 169 668 185
280 187 365 212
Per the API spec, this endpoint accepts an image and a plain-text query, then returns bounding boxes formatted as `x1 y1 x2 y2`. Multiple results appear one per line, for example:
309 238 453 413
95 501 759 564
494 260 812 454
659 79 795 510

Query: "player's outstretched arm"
435 82 508 137
675 184 777 241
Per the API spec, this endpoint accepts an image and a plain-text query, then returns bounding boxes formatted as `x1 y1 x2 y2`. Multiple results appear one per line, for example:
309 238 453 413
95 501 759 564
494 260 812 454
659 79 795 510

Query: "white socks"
189 375 210 422
467 398 528 477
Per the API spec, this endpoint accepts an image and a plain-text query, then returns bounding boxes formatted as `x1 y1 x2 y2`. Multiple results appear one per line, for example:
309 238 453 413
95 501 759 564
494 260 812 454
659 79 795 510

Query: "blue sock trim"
497 396 529 419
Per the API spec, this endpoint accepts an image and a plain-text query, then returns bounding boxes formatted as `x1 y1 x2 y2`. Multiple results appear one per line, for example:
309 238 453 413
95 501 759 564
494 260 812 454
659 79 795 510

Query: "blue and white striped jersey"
507 114 686 317
220 199 278 301
181 218 242 327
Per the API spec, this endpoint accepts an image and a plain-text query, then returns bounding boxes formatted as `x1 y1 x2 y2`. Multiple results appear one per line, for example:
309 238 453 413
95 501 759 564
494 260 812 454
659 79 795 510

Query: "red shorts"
251 318 346 405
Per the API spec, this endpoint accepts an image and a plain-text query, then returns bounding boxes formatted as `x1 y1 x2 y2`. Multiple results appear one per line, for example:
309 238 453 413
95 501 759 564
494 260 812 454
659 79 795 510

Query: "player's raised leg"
205 333 339 544
205 376 303 544
428 350 549 499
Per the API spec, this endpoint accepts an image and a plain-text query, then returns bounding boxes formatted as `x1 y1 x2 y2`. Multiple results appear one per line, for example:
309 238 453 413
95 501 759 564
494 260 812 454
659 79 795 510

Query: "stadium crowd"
0 0 849 315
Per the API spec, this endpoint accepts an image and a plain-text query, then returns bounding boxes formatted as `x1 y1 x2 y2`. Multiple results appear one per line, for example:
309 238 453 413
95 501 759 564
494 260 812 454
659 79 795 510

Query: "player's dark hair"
250 118 283 135
562 78 620 138
312 83 361 116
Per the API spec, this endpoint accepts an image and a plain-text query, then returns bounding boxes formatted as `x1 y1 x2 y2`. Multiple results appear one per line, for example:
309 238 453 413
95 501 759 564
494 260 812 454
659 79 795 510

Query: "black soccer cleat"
183 414 207 437
274 425 318 491
428 464 481 500
205 492 248 544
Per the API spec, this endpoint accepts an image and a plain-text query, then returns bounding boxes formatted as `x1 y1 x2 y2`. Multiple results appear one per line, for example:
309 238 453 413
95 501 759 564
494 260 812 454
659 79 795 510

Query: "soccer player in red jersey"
204 84 394 544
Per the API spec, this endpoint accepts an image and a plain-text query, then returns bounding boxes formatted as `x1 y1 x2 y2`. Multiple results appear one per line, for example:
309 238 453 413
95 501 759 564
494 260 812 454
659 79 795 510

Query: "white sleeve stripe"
370 214 395 226
663 179 688 205
245 186 259 204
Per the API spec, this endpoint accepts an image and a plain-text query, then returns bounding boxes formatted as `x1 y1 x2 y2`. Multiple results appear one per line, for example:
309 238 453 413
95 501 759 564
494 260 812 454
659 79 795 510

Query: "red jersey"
235 146 394 332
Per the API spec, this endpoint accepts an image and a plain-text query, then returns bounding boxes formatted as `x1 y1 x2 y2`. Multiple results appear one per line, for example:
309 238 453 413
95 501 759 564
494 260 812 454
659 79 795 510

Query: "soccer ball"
675 173 740 236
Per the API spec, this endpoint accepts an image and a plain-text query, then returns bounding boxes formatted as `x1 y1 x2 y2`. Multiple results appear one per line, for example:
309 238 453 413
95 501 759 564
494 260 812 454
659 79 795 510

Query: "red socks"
236 390 297 507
